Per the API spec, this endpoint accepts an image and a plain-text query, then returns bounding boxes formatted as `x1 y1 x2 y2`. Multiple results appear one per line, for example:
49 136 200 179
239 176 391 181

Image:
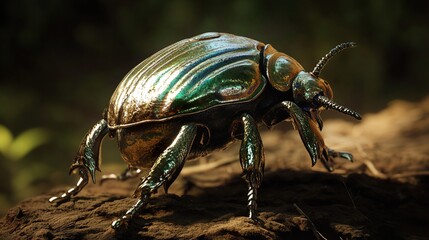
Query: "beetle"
49 32 361 230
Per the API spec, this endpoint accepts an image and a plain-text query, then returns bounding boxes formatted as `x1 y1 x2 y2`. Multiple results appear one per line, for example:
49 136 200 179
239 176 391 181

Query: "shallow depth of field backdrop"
0 0 428 214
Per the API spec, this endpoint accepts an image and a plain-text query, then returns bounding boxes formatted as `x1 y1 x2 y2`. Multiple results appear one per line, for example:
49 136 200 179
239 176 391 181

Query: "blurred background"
0 0 428 214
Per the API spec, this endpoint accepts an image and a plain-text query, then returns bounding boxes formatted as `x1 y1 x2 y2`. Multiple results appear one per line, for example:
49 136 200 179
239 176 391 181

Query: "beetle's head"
292 42 361 122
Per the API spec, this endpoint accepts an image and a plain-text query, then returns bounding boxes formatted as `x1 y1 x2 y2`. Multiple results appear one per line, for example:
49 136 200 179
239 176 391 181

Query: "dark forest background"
0 0 428 213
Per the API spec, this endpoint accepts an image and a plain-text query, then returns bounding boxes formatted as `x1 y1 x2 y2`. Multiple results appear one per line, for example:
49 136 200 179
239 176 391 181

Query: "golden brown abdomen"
116 122 183 169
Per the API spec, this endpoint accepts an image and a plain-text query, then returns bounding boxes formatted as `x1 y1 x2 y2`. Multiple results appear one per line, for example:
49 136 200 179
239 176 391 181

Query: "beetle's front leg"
305 113 354 172
264 101 354 171
319 148 354 172
264 101 320 166
111 123 198 230
234 113 265 220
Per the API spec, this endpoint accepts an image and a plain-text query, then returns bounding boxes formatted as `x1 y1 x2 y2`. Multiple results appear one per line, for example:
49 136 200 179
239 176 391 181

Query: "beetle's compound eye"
317 78 333 100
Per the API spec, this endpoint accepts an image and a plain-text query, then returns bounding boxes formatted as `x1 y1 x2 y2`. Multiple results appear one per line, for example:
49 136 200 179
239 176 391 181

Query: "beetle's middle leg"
234 113 265 220
111 123 198 230
100 167 142 184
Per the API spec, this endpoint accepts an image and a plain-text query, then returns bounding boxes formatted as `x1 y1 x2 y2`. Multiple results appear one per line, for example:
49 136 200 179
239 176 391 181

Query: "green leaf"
0 125 13 155
8 128 50 161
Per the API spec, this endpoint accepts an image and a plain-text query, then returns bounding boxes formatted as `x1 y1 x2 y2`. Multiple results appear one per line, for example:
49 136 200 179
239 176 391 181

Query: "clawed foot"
48 191 72 205
245 170 262 222
248 191 258 221
247 199 263 225
111 216 131 231
111 198 147 231
49 166 89 204
320 148 353 172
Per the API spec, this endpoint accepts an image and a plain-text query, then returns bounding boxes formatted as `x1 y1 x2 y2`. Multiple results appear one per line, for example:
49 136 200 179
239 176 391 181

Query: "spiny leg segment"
238 113 265 219
111 123 198 230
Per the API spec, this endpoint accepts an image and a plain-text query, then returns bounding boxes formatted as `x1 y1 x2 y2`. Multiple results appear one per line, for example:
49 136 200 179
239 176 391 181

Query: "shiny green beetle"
49 32 361 230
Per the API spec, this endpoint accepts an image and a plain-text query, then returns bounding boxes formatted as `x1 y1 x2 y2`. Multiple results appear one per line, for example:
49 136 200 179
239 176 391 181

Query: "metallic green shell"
108 32 266 129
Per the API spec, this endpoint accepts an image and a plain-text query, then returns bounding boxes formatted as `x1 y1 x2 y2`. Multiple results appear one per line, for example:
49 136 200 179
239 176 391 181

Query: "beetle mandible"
49 32 361 230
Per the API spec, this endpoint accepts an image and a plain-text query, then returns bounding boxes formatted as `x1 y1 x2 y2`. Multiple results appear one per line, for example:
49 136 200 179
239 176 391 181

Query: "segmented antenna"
315 95 361 120
311 42 356 77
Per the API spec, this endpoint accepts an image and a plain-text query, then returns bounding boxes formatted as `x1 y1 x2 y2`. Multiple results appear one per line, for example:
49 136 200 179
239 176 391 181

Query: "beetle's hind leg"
49 119 108 204
111 123 198 230
233 113 265 220
100 167 142 184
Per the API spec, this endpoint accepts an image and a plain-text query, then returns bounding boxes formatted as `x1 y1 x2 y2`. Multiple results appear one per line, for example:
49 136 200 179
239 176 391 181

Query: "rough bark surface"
1 98 429 240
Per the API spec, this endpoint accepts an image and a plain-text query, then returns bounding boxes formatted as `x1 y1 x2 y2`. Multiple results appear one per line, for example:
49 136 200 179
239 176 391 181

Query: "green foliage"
0 125 13 155
0 124 51 214
0 125 50 161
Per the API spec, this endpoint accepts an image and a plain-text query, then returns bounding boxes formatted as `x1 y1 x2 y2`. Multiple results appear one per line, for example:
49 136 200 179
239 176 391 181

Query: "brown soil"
1 97 429 240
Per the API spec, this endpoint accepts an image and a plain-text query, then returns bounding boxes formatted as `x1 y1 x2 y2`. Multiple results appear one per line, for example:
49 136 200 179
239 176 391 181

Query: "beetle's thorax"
263 44 304 92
